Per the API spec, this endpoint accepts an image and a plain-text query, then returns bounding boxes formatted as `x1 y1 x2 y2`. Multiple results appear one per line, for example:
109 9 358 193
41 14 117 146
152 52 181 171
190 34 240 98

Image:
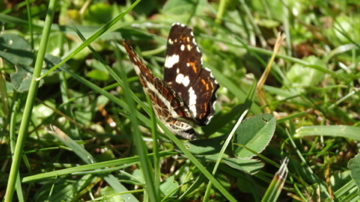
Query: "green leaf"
348 154 360 192
10 65 44 92
99 186 123 202
184 136 264 174
286 56 326 88
222 157 264 174
83 3 117 25
163 0 197 15
183 135 223 154
160 176 179 196
0 33 33 66
86 69 109 81
234 114 276 158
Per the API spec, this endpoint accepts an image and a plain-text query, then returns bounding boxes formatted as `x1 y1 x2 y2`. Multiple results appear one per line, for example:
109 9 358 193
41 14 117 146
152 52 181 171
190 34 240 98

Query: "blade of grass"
282 0 292 56
328 87 359 109
114 41 158 201
295 125 360 141
240 0 266 47
22 150 176 183
257 33 285 113
25 0 34 49
147 94 161 197
8 96 24 202
4 0 56 201
333 179 357 199
0 64 9 117
261 158 289 201
58 71 82 139
215 0 226 25
49 126 96 164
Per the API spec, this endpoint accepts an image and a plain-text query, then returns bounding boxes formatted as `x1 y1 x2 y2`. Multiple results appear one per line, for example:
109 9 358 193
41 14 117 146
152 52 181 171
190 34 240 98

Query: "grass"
1 0 360 201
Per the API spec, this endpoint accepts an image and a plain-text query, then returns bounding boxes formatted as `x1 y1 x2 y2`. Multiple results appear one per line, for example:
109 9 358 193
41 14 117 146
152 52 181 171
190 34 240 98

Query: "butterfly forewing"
164 23 219 125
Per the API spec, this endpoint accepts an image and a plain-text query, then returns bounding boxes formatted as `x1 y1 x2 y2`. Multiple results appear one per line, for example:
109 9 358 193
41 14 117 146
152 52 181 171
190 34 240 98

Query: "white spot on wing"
164 54 179 68
205 67 216 81
192 38 197 45
133 65 141 74
182 76 190 87
188 87 197 117
180 45 185 51
176 74 184 84
176 74 190 87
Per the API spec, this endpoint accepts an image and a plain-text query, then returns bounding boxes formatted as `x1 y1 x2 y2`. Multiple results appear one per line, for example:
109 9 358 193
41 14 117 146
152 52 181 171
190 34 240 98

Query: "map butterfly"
123 23 219 140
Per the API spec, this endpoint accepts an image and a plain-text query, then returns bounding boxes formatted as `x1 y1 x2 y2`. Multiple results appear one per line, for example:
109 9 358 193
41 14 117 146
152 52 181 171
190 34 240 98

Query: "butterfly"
123 23 219 140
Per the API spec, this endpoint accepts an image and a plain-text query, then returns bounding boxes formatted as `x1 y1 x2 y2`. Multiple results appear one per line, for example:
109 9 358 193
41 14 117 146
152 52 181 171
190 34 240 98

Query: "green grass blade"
9 97 24 202
114 42 158 202
295 125 360 141
262 158 289 202
4 0 57 201
22 151 176 183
